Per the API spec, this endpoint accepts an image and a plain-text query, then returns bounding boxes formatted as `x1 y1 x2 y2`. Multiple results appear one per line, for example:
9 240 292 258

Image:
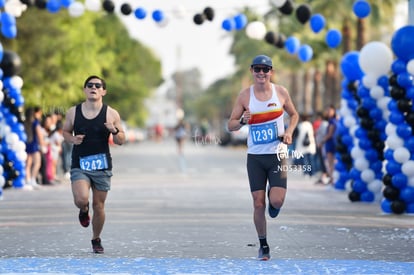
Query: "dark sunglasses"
253 66 271 73
86 82 103 89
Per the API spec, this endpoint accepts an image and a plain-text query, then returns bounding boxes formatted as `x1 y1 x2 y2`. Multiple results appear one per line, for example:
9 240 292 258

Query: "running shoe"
268 188 280 218
258 245 270 261
78 204 90 228
91 238 104 254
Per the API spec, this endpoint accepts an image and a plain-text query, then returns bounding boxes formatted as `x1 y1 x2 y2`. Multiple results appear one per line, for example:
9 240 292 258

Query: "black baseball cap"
251 55 273 68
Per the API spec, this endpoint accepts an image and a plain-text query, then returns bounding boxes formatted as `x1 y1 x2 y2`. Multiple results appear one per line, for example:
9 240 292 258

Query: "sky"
119 0 270 89
118 1 409 90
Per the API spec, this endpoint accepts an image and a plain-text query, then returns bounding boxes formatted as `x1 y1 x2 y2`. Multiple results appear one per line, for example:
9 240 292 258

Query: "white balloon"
10 76 23 89
0 80 3 91
246 21 266 40
408 176 414 187
367 179 383 193
350 146 364 159
68 2 85 17
362 74 377 88
361 169 375 182
377 97 390 111
393 147 411 163
354 157 369 170
172 5 187 19
359 41 393 77
386 134 404 149
385 123 397 136
407 59 414 75
369 85 384 99
0 91 4 103
345 179 353 191
271 0 287 7
5 132 19 145
0 176 4 188
402 161 414 177
85 0 101 12
343 115 356 128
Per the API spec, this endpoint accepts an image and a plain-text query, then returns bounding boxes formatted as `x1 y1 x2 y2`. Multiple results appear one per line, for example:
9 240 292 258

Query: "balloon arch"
1 0 414 214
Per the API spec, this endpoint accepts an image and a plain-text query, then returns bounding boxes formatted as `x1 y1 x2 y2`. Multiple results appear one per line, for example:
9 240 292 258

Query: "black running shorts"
247 154 287 192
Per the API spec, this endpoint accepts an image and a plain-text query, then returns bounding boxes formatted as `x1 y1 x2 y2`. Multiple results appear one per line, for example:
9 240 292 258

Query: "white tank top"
247 84 285 154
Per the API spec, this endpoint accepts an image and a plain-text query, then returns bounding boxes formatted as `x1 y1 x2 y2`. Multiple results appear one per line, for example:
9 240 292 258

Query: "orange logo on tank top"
249 108 283 124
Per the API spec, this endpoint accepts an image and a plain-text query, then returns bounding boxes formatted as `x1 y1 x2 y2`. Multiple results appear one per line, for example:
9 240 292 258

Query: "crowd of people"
23 106 72 189
292 105 338 185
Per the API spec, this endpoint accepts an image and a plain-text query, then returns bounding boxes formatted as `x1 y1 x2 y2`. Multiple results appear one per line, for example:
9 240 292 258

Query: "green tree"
1 8 162 126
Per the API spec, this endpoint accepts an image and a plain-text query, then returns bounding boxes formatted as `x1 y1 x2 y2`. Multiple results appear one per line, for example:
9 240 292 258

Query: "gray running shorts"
70 168 113 191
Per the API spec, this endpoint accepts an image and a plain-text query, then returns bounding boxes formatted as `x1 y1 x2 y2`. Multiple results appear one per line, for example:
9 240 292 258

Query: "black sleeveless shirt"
71 103 112 170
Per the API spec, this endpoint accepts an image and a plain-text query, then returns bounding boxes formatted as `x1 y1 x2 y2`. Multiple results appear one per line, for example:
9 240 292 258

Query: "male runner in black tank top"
62 75 126 253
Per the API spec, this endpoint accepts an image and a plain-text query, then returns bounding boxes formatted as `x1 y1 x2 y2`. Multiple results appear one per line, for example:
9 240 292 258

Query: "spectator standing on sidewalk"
227 54 299 260
62 75 126 254
295 114 316 177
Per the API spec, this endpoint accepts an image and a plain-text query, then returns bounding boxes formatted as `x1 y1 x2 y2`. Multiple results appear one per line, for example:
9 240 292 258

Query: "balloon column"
380 26 414 214
340 43 392 203
0 50 27 197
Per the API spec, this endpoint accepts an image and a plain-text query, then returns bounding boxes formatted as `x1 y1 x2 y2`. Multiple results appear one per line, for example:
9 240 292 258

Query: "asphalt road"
0 139 413 274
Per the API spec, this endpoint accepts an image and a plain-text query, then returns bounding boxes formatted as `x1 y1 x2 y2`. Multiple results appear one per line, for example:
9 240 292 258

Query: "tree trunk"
303 68 313 114
342 19 352 54
313 68 323 112
356 18 366 50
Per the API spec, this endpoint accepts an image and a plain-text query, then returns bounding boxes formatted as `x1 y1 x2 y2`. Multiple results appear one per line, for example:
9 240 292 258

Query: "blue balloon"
152 10 164 22
370 161 383 173
391 59 407 74
365 149 378 162
406 86 414 100
326 29 342 48
0 42 3 64
0 0 5 8
354 127 367 139
297 44 313 62
381 199 392 213
221 18 234 31
400 186 414 203
134 7 147 19
396 123 412 138
309 14 325 33
391 26 414 62
377 75 389 89
1 12 16 26
353 180 367 193
361 191 375 202
234 14 247 30
340 51 363 81
46 0 61 13
386 160 401 175
389 111 404 124
353 0 371 19
384 149 394 160
406 203 414 214
349 168 361 180
361 97 376 109
61 0 73 8
369 107 382 120
397 72 413 88
1 24 17 39
285 36 300 54
392 173 408 189
405 136 414 152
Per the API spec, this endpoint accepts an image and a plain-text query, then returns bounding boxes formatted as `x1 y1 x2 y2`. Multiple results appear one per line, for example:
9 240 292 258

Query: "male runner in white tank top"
228 55 299 260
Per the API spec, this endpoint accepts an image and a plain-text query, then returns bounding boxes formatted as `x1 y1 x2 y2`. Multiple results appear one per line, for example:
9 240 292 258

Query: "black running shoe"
258 245 270 261
78 204 90 228
91 238 104 254
268 188 280 218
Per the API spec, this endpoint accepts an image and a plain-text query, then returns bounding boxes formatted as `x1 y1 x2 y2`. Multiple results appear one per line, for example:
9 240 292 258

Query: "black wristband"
239 117 246 125
112 127 120 135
